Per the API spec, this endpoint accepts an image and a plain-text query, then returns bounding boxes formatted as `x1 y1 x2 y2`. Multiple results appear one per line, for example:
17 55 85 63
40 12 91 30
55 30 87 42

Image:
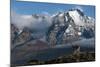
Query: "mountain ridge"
11 8 95 47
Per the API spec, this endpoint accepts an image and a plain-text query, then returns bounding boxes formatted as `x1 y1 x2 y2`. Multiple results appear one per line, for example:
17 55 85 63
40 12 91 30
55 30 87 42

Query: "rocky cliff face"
46 9 95 46
11 8 95 48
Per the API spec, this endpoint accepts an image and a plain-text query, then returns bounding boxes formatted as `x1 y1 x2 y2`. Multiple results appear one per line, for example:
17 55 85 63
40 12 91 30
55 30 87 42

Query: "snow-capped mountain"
46 8 95 45
11 8 95 47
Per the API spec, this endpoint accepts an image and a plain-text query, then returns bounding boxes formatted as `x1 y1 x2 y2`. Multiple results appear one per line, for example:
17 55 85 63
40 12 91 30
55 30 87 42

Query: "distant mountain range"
11 9 95 65
11 8 95 48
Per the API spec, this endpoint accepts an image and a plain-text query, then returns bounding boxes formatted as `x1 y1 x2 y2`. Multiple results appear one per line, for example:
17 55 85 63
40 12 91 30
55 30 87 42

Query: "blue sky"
11 0 95 18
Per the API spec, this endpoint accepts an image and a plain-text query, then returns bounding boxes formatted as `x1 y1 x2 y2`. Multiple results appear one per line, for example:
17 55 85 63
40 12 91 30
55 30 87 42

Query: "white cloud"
11 11 34 30
11 10 52 31
41 12 50 16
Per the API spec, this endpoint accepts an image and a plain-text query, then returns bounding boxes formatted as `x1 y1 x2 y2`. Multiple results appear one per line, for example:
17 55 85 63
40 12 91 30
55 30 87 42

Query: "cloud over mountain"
11 11 52 31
